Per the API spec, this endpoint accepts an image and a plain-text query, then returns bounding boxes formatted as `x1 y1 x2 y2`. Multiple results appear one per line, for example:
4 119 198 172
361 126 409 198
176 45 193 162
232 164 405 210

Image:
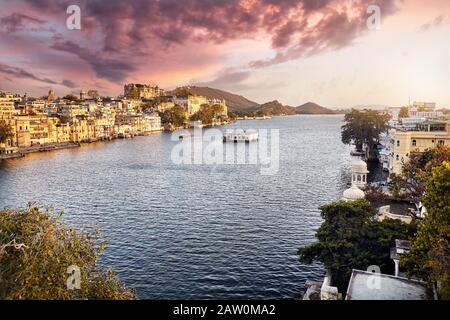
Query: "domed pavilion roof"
342 185 365 201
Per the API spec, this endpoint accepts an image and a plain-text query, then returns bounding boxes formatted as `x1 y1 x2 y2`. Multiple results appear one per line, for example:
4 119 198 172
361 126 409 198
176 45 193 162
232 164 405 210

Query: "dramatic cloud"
9 0 400 71
195 70 251 91
61 79 77 88
50 40 136 84
0 63 57 84
0 13 45 32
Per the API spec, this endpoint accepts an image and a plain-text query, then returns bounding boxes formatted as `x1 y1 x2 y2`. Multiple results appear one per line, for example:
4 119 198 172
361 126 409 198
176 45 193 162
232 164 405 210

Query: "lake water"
0 115 354 299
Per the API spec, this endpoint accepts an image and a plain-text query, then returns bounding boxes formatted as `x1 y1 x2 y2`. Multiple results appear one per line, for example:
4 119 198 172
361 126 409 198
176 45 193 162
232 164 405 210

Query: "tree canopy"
298 200 416 293
402 161 450 299
389 145 450 202
0 206 135 299
159 105 187 127
341 109 389 159
0 120 13 144
190 104 225 124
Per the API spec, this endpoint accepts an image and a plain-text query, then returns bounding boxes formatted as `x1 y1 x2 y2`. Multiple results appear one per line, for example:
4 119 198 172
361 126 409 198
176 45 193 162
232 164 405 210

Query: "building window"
438 140 445 146
397 140 400 147
396 155 400 161
412 140 417 146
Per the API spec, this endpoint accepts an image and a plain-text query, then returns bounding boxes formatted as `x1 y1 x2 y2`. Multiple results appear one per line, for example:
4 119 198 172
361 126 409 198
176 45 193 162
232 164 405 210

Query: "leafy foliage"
190 104 225 124
389 145 450 201
0 120 14 144
341 109 389 159
159 105 187 127
298 200 416 293
0 206 135 300
402 161 450 299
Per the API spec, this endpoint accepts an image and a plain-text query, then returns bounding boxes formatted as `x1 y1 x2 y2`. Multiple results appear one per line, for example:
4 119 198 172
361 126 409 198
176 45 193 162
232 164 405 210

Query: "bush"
0 205 135 300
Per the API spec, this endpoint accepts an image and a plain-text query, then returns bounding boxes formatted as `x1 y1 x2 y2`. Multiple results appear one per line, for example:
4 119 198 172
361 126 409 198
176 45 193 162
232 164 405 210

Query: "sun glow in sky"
0 0 449 108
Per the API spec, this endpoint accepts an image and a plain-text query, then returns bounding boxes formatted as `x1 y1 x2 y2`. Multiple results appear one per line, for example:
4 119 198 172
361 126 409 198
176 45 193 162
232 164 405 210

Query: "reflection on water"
0 115 352 299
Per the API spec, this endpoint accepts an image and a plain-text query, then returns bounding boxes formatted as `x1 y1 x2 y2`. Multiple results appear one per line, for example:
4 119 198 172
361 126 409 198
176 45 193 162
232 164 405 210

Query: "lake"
0 115 353 299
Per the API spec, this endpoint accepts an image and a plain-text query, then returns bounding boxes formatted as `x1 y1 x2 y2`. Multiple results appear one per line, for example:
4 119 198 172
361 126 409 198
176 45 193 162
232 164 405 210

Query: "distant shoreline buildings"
0 83 229 159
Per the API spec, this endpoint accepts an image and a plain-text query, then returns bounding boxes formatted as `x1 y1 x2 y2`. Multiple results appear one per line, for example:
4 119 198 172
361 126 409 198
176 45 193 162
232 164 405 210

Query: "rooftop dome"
352 159 369 173
342 185 365 201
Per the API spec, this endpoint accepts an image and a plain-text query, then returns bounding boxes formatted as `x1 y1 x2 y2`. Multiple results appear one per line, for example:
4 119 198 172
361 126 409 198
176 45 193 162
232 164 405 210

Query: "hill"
257 100 297 116
169 86 259 112
295 102 336 114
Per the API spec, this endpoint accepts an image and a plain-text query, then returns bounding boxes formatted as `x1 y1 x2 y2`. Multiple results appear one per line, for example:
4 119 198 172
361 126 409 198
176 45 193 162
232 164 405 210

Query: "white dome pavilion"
342 185 365 201
351 159 369 189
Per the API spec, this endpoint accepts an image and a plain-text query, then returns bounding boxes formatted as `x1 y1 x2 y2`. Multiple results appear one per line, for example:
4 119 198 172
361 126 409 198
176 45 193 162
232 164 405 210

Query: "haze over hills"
170 86 336 115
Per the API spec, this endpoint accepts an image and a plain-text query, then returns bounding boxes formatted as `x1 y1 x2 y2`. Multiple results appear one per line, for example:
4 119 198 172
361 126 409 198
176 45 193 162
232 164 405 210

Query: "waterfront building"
28 114 58 145
173 95 208 116
143 114 162 133
389 120 450 174
0 93 19 155
124 83 164 100
156 101 176 112
56 123 71 143
14 115 31 147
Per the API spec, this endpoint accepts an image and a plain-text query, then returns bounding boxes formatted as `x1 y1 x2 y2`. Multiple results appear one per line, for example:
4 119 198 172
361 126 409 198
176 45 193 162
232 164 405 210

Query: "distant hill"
168 86 336 115
295 102 336 114
257 100 297 116
169 86 259 112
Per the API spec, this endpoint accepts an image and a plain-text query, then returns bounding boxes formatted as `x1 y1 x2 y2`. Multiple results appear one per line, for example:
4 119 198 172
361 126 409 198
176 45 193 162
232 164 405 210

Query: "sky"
0 0 449 109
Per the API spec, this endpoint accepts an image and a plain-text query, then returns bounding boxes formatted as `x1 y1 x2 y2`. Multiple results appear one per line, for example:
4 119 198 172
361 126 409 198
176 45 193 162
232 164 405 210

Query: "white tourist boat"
223 129 259 142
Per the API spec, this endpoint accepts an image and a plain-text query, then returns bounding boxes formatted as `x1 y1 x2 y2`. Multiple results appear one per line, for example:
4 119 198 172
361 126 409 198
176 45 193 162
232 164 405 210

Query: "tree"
159 105 187 127
402 161 450 299
341 109 389 160
399 106 409 118
0 120 13 144
389 145 450 201
0 206 135 299
298 200 416 293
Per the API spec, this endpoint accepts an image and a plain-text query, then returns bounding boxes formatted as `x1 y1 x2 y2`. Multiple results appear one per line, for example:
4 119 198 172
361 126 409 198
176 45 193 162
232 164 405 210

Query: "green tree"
191 104 214 124
0 120 13 144
402 161 450 299
0 206 135 300
389 145 450 201
399 106 409 118
341 109 389 160
298 200 415 293
159 105 187 127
